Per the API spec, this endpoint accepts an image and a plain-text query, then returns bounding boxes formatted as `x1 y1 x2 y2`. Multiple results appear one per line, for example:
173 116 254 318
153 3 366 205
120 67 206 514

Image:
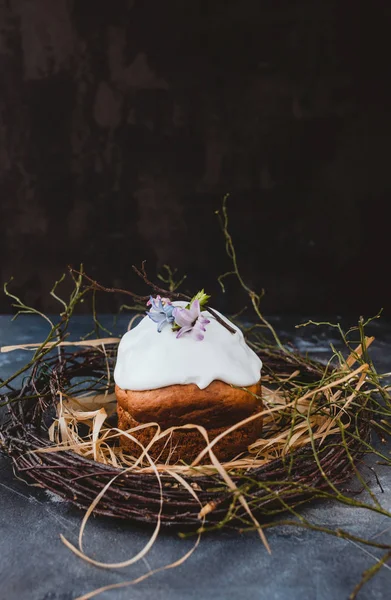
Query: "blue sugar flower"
146 295 175 332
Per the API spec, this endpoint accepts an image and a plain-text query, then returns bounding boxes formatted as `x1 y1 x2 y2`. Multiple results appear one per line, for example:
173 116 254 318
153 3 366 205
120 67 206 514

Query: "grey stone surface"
1 315 391 600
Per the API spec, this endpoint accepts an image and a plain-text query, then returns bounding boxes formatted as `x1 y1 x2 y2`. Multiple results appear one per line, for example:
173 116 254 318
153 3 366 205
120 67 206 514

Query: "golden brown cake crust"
115 380 263 463
115 380 261 428
117 404 263 463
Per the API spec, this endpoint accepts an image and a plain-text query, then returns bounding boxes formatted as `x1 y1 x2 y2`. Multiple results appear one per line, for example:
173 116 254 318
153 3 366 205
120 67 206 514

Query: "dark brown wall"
1 0 390 315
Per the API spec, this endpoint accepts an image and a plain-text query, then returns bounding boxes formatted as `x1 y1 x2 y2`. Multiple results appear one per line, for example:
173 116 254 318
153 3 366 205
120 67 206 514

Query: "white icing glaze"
114 302 262 390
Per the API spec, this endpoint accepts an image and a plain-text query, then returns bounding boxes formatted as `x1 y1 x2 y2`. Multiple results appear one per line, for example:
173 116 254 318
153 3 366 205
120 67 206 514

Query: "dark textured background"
0 0 390 315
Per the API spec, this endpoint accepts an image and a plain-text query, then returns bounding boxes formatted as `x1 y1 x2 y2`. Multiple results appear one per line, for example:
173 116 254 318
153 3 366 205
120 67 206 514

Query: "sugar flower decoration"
146 295 175 332
172 299 210 341
146 289 212 340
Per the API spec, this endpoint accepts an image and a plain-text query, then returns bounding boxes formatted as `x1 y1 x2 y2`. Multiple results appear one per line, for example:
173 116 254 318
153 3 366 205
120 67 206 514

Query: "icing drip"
114 302 262 391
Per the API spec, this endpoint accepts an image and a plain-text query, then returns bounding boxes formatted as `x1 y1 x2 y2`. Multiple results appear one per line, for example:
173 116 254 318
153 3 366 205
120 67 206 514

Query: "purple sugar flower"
173 299 210 341
147 295 175 332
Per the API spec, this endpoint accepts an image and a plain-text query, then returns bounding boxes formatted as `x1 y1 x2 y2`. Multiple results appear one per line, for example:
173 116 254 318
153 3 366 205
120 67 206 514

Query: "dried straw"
0 337 372 530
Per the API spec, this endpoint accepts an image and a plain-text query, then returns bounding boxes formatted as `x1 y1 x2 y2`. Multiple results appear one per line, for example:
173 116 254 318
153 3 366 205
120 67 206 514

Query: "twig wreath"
1 196 391 600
